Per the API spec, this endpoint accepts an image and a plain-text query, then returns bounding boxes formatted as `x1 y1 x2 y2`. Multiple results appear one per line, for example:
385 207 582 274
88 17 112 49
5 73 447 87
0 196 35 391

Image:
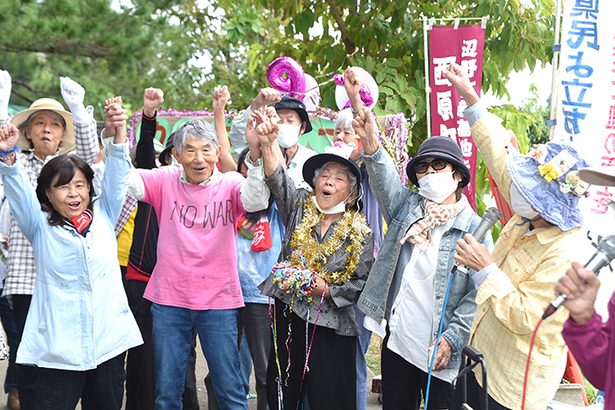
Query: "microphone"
455 207 503 275
542 235 615 320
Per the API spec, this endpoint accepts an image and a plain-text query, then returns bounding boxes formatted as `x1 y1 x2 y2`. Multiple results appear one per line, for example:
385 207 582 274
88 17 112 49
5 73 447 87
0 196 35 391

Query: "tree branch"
324 0 356 55
0 41 111 59
12 79 45 97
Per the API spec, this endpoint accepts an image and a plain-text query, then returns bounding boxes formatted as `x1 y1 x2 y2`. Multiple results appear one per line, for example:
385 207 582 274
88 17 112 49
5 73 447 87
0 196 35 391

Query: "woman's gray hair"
313 161 358 193
172 119 219 153
19 110 66 137
335 108 354 131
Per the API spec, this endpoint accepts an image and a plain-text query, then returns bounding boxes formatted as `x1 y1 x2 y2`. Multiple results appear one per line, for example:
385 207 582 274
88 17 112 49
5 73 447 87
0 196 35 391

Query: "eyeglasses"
414 158 450 174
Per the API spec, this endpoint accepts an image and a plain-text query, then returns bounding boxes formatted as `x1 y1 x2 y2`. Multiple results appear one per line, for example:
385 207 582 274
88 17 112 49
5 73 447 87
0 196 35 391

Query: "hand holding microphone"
544 235 615 320
454 207 502 275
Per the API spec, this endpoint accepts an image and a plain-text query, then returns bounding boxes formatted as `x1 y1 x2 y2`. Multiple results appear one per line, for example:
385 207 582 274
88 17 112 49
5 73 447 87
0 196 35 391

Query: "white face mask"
277 124 301 148
509 183 539 219
312 195 347 215
418 171 459 203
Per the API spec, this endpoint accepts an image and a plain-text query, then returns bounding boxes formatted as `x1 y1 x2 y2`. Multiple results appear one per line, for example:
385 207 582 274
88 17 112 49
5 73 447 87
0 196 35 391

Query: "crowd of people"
0 62 611 410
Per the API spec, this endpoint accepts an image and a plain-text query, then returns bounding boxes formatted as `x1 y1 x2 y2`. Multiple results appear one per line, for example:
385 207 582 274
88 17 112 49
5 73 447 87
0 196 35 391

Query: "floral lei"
292 195 370 281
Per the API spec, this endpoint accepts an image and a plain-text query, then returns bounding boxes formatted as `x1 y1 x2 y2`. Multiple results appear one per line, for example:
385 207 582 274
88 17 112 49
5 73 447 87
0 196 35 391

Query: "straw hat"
11 98 75 155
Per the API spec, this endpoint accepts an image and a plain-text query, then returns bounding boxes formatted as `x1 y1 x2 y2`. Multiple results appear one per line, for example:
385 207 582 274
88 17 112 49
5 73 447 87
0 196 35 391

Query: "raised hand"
254 110 279 146
104 96 128 144
0 124 19 153
343 67 362 108
0 70 12 121
213 85 231 112
555 262 600 324
443 63 480 106
60 77 89 120
351 107 379 155
143 87 164 118
250 87 281 111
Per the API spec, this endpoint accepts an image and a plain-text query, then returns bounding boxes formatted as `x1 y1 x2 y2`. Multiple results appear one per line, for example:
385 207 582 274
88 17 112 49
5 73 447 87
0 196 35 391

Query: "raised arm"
213 85 236 172
444 63 513 202
0 70 11 124
136 87 164 170
101 97 131 224
229 87 281 154
60 76 99 163
0 124 42 240
353 105 409 223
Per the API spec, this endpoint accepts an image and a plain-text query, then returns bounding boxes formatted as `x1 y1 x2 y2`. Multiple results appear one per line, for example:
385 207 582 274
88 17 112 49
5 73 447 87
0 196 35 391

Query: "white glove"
0 70 12 121
60 76 91 123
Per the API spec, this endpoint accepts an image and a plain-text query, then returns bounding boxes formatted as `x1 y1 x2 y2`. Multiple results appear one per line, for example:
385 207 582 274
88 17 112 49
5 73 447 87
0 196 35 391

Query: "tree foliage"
1 1 555 120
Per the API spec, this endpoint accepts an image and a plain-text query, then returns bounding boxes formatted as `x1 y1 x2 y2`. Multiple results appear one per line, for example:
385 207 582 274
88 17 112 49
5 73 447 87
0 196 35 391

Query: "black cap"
159 132 175 166
274 96 313 134
302 153 363 211
405 136 471 187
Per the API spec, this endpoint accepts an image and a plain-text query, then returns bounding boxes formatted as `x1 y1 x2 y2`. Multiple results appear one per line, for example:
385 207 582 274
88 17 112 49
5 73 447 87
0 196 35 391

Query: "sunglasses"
414 158 450 174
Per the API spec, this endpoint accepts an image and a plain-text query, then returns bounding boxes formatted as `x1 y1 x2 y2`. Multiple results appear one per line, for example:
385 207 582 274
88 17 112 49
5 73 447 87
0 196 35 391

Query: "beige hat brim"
11 108 76 155
578 168 615 187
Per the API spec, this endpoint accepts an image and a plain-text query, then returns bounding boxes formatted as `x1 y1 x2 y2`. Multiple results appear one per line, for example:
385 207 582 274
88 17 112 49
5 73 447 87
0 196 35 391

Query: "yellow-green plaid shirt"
469 112 582 410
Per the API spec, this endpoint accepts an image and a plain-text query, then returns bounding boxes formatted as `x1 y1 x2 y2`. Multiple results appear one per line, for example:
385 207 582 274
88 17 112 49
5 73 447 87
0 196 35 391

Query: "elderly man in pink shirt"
128 118 268 410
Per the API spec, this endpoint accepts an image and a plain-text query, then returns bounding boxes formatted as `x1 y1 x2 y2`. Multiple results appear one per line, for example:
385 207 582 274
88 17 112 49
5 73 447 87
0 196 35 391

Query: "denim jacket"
357 146 493 370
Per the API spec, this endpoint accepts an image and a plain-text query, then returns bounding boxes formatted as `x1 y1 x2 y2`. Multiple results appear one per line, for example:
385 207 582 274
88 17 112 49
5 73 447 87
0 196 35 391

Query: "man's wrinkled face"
173 137 220 184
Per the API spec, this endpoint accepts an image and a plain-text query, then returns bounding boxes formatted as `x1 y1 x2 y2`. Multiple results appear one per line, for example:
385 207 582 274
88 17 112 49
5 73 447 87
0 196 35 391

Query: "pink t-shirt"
139 166 245 310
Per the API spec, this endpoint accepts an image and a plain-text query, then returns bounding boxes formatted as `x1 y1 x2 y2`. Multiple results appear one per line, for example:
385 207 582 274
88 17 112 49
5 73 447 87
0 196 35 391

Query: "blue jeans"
355 306 372 410
151 303 247 410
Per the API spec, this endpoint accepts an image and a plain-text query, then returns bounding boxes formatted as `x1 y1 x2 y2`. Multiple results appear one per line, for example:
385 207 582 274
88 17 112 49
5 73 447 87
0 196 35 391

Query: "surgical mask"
311 195 347 215
509 183 539 219
277 124 301 148
418 171 458 203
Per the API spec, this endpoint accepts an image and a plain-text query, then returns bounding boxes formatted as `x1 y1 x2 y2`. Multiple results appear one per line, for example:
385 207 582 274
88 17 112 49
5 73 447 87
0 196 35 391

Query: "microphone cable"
521 318 543 410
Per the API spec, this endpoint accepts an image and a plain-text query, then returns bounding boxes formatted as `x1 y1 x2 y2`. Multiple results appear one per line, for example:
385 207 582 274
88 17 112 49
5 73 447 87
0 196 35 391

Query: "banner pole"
423 16 432 139
549 0 564 140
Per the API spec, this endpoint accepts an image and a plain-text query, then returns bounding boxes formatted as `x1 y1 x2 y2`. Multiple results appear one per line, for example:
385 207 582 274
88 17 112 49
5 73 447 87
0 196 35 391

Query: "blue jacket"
0 143 142 370
237 204 285 304
357 146 493 370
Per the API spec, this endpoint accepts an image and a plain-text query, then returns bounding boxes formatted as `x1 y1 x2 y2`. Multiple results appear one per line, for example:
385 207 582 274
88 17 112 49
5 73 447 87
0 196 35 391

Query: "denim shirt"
357 146 493 370
0 143 143 370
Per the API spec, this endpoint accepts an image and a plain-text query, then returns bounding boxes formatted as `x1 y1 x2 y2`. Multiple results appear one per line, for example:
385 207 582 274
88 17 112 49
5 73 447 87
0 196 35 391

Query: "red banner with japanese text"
429 24 485 209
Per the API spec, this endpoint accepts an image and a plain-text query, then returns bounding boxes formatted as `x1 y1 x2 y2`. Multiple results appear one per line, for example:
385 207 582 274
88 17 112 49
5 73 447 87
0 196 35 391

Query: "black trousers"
451 371 511 410
35 354 125 410
13 294 36 410
381 336 453 410
266 301 356 410
124 279 199 410
239 303 271 410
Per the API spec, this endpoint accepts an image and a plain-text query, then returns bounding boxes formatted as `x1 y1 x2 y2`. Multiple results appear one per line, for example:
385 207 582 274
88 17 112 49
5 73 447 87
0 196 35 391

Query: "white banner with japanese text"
555 0 615 315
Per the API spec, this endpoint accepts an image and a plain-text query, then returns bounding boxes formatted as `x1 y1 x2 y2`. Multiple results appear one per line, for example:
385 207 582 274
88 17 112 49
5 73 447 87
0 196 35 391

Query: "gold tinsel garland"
288 195 371 285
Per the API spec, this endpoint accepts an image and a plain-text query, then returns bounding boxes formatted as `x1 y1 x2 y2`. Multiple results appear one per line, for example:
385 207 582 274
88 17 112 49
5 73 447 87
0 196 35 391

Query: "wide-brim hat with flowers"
11 98 75 155
506 141 589 231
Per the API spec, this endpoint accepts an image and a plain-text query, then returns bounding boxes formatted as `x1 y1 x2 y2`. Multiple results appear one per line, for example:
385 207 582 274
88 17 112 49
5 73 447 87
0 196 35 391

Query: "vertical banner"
429 24 486 209
555 0 615 317
555 0 615 234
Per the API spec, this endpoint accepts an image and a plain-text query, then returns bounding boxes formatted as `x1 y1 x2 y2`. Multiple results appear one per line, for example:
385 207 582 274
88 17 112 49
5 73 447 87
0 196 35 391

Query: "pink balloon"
267 56 306 100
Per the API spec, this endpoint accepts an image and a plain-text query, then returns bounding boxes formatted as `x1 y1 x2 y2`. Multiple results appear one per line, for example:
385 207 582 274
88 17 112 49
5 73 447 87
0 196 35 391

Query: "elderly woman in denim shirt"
346 69 492 409
0 99 142 408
